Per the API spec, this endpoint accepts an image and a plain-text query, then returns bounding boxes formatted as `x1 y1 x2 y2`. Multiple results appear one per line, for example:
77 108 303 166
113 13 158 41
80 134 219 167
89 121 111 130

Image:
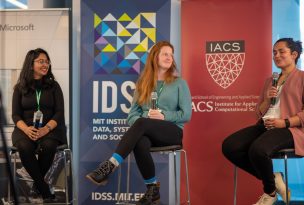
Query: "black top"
11 80 67 145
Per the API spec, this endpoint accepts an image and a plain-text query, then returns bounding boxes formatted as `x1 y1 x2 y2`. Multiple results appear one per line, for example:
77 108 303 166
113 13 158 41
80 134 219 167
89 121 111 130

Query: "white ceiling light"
6 0 28 9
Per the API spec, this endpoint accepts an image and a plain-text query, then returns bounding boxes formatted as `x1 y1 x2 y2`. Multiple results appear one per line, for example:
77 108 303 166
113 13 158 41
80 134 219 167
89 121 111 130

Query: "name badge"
33 110 43 128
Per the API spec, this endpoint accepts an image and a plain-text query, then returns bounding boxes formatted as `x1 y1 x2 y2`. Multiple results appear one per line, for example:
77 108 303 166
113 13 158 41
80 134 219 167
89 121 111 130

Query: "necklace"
278 73 290 87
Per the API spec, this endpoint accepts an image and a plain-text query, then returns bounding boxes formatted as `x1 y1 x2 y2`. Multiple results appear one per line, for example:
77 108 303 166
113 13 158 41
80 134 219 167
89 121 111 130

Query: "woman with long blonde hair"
86 41 192 205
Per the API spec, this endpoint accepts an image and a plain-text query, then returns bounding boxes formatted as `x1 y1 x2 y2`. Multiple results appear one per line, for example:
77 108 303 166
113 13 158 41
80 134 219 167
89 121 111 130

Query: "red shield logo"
205 41 245 89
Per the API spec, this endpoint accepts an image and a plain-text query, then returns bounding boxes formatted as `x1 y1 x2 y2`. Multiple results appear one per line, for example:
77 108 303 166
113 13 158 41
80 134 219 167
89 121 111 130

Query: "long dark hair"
14 48 55 94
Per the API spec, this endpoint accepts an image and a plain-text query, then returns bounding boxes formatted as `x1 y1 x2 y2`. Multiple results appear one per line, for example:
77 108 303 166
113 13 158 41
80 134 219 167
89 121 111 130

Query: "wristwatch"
284 119 290 128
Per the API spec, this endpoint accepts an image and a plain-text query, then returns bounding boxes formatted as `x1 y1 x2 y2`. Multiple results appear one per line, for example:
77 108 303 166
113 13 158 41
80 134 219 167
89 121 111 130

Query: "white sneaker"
274 172 290 202
253 193 277 205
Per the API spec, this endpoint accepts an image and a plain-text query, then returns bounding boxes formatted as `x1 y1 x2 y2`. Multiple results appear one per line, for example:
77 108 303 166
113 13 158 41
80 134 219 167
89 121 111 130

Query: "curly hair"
275 38 303 64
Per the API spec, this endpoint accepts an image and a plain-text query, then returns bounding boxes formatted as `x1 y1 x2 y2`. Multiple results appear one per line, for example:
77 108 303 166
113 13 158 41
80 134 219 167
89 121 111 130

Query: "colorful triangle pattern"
94 12 157 75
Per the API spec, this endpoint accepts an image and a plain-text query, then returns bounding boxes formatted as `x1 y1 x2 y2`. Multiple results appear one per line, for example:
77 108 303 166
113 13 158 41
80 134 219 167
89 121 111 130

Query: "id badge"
33 110 43 128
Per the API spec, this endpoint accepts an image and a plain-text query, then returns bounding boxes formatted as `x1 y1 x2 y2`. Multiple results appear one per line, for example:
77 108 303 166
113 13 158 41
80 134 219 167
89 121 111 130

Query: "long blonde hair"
135 41 178 105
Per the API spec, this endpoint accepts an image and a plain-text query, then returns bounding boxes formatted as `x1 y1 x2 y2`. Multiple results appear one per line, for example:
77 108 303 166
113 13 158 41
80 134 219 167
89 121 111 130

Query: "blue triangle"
140 15 154 28
140 53 148 64
101 22 109 35
105 36 117 48
101 53 110 66
118 60 131 68
106 21 117 34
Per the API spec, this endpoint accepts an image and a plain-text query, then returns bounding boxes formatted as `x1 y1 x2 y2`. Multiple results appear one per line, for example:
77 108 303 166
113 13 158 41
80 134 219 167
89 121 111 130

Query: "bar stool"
116 145 191 205
233 148 303 205
7 144 73 204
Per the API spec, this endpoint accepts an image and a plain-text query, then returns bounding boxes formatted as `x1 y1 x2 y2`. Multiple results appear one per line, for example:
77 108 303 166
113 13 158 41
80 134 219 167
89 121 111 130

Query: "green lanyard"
156 82 164 107
35 90 42 111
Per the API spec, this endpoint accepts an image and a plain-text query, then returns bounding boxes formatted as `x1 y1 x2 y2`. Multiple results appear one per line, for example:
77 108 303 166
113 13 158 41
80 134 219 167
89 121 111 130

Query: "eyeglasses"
34 59 51 66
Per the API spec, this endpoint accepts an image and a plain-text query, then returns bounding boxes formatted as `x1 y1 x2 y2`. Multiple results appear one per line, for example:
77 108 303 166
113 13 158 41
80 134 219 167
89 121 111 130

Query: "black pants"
222 123 294 194
15 137 59 198
115 118 183 180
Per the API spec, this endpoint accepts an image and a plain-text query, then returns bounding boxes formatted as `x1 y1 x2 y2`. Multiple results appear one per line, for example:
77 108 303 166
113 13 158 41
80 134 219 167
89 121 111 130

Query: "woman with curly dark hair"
222 38 303 205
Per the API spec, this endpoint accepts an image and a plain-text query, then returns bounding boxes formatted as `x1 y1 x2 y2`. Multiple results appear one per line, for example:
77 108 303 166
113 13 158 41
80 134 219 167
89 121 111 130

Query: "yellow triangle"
141 28 156 42
118 13 132 21
141 13 154 22
133 44 146 52
94 14 102 28
140 37 148 50
103 44 116 52
118 28 132 36
133 14 141 27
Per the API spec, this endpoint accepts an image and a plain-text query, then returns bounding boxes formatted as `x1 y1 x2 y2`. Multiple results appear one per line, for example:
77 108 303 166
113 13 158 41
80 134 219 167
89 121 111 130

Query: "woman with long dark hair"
12 48 67 202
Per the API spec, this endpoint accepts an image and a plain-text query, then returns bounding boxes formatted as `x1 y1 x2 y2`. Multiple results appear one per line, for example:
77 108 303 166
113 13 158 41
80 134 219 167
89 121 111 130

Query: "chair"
7 144 73 204
116 145 191 205
233 148 303 205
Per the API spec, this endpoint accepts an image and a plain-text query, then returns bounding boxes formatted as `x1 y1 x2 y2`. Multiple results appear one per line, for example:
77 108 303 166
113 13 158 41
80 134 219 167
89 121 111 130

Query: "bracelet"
284 119 290 128
46 124 52 131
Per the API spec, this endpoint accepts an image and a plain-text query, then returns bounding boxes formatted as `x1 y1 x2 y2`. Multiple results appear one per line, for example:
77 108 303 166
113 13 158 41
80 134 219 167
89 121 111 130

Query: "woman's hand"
264 118 286 129
24 126 39 141
37 126 50 139
148 109 165 120
266 86 278 100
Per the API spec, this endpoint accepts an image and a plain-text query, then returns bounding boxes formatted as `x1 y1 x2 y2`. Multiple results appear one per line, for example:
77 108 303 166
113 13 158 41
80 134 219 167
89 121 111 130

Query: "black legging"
15 137 59 198
115 118 183 180
222 123 294 194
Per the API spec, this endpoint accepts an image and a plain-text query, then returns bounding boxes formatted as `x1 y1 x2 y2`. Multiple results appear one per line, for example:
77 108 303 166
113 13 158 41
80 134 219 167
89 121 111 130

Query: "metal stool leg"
116 155 133 205
284 153 289 205
126 155 131 202
181 149 191 205
7 150 17 204
233 166 237 205
63 149 72 204
116 165 122 204
173 151 178 205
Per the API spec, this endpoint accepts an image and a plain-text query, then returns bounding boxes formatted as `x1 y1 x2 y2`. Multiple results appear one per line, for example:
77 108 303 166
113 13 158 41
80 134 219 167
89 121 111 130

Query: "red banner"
181 0 272 204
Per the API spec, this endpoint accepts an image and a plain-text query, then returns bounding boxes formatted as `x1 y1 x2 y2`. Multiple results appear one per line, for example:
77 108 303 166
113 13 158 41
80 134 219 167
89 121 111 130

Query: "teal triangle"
140 53 148 64
118 60 131 68
101 22 109 35
101 53 110 66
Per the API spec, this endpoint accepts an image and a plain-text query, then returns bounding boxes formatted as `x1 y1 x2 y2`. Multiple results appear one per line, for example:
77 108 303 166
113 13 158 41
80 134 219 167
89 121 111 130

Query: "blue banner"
79 0 171 204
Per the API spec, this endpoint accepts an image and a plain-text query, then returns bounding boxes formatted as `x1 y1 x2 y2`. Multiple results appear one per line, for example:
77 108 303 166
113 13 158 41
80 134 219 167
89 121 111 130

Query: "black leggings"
15 137 59 198
222 123 294 194
115 118 183 180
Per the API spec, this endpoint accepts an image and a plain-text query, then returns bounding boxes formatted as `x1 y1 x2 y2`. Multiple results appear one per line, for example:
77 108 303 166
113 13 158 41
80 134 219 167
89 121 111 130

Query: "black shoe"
30 183 40 197
43 194 58 203
136 182 160 205
86 160 116 185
